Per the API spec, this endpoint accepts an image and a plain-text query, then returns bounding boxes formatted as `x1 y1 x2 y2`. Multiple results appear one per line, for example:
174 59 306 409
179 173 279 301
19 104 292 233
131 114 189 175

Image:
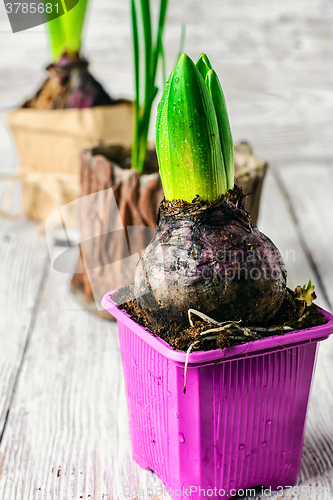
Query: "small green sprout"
295 279 316 307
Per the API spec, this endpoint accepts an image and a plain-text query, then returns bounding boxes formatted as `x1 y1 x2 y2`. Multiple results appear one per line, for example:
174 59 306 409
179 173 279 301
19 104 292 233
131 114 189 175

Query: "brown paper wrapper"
5 101 133 221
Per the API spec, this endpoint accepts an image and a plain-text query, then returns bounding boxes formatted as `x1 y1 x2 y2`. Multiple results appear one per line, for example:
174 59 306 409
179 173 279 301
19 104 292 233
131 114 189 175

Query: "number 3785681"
5 3 59 14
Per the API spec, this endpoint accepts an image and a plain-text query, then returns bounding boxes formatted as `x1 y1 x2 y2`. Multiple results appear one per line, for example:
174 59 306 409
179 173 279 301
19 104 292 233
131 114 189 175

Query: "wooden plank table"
0 0 333 498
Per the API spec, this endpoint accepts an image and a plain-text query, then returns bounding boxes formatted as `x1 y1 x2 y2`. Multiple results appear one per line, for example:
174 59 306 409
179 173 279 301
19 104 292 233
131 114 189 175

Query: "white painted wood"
0 218 48 435
258 167 333 499
258 169 329 310
278 165 333 310
258 170 328 309
0 247 169 500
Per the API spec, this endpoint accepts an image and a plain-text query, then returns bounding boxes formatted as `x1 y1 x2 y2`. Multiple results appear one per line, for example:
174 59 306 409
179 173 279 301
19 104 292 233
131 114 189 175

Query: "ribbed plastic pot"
102 292 333 500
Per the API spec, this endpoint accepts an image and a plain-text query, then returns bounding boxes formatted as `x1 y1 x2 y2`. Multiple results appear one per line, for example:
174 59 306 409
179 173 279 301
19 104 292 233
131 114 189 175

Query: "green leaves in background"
131 0 169 174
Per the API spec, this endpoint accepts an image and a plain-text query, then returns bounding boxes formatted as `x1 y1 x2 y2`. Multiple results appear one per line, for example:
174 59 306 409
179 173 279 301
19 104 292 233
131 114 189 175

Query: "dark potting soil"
111 285 329 352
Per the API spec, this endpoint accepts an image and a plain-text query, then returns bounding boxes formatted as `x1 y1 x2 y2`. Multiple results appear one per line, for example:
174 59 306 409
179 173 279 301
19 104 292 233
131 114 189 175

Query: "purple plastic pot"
102 292 333 500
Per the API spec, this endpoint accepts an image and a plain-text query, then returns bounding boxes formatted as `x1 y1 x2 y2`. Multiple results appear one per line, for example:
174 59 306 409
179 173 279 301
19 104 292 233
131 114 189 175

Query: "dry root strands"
183 309 293 394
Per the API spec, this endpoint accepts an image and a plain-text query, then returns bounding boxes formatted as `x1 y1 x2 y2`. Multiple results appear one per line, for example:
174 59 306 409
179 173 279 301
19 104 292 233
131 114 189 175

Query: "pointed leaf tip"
196 53 213 80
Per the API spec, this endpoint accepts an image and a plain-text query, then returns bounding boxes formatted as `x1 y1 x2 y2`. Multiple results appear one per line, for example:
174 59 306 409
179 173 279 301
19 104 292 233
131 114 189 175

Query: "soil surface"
111 285 328 352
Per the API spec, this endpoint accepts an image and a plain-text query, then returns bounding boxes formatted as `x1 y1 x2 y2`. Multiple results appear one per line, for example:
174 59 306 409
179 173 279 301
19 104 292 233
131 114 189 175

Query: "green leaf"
195 53 212 80
131 0 169 174
152 0 168 87
45 15 66 62
156 72 173 199
176 24 186 66
44 0 89 60
205 68 234 190
61 0 89 55
130 0 140 171
156 53 227 202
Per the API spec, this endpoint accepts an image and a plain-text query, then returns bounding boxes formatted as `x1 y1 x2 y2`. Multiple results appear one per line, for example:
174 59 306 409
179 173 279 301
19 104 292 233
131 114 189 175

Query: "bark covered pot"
70 145 164 318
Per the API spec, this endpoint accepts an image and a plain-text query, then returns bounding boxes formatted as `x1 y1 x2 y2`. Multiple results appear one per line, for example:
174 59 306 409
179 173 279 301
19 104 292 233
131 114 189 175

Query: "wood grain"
0 247 167 500
278 165 333 309
258 168 333 498
0 218 48 437
258 169 330 310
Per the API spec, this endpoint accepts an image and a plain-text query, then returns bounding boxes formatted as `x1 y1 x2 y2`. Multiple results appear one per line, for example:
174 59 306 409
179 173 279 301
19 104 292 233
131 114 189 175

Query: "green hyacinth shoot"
156 53 234 202
45 0 89 61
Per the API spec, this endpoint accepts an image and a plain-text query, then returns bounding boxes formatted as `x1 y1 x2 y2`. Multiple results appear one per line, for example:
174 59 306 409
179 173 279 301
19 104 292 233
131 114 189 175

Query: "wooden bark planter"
71 143 267 319
234 141 268 225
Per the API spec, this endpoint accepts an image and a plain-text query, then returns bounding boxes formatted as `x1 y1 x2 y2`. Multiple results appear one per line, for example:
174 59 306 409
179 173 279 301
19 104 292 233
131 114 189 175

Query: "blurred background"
1 0 333 169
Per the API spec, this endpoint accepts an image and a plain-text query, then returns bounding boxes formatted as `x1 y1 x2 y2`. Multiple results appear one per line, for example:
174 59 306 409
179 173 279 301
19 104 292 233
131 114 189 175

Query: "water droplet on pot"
229 481 234 487
207 484 212 489
167 390 172 398
261 441 267 447
217 454 223 469
282 450 285 455
202 456 209 466
239 443 245 450
266 420 272 425
179 432 185 443
175 77 180 84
